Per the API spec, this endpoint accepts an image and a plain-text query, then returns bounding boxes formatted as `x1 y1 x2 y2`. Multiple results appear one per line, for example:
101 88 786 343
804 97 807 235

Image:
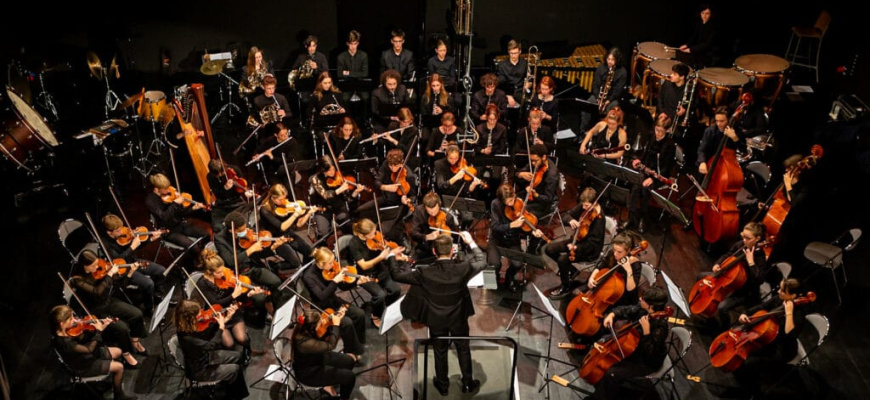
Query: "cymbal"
200 59 228 76
86 51 103 80
115 89 144 111
109 54 120 79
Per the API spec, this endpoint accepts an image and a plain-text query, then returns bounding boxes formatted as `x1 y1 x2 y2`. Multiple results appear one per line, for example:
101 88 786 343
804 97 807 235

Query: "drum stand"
133 118 165 178
35 71 59 121
101 70 122 118
210 72 242 125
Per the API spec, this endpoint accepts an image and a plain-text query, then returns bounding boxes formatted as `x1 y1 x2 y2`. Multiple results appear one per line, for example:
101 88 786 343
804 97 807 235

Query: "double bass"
687 240 771 318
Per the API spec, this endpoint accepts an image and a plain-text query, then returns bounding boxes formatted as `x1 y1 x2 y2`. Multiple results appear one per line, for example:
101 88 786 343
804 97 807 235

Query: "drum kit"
87 51 123 118
200 59 242 125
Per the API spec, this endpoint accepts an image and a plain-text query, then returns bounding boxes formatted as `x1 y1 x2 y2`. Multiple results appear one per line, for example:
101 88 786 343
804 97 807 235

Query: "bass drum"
695 68 749 122
1 86 60 171
631 41 676 97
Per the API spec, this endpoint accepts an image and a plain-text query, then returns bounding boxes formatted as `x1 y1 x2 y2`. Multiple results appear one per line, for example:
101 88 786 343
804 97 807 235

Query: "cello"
687 240 771 318
564 240 649 337
692 102 746 244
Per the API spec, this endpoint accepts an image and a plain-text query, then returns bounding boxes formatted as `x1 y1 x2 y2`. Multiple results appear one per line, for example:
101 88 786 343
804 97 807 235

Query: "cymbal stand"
101 68 121 118
133 116 165 178
210 71 242 125
35 71 59 120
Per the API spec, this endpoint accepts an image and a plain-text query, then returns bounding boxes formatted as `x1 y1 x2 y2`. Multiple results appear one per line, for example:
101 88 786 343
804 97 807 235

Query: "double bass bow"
687 239 771 318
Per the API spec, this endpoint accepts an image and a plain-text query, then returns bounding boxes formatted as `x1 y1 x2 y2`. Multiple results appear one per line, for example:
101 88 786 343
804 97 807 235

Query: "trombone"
520 45 539 106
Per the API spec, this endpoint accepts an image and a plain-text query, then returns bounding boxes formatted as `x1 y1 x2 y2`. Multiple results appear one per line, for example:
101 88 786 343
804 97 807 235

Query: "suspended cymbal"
200 59 228 76
109 54 120 79
115 89 145 111
86 51 103 80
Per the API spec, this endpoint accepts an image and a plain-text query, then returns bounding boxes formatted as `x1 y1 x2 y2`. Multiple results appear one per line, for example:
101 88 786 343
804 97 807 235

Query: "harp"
172 83 216 205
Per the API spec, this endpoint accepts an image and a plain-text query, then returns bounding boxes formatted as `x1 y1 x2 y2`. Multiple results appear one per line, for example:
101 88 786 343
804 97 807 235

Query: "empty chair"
785 10 832 82
648 326 692 400
803 228 862 304
640 262 658 287
789 313 830 366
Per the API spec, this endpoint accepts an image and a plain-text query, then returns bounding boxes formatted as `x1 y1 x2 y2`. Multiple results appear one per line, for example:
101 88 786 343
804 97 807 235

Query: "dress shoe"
461 379 481 393
548 287 571 300
433 379 450 396
637 220 645 234
509 280 522 293
121 357 140 370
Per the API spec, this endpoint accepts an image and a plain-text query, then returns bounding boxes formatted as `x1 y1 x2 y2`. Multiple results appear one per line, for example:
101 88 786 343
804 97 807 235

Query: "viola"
451 158 488 189
316 305 349 338
569 207 602 261
274 201 325 218
195 304 227 332
428 210 454 236
322 261 377 284
212 267 271 296
578 307 674 384
92 258 140 280
504 198 552 243
65 316 119 337
115 226 167 246
366 231 400 252
564 240 649 336
709 292 816 372
223 168 249 194
527 160 548 201
326 174 370 192
161 186 211 210
755 145 823 246
688 240 771 318
237 228 290 249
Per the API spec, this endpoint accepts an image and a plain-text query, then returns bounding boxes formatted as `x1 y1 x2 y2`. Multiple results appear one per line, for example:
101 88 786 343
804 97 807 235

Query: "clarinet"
670 73 697 135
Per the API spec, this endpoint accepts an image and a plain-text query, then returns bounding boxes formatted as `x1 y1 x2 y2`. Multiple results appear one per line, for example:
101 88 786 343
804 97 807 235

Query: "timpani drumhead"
637 41 676 61
697 68 750 87
734 54 790 74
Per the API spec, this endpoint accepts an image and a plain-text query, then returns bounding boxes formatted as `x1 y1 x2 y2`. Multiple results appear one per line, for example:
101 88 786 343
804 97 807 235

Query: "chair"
647 326 692 400
336 234 367 306
167 335 222 399
603 215 618 247
761 262 792 301
803 228 862 305
789 313 830 366
149 214 193 263
736 161 771 207
58 218 87 261
640 262 657 287
785 10 832 82
52 345 112 398
538 172 568 236
184 271 204 300
273 336 326 400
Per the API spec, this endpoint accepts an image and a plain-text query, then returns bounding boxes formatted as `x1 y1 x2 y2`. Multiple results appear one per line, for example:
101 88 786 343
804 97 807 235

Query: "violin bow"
177 261 220 315
230 221 241 286
107 186 133 233
281 153 298 203
332 215 341 261
394 136 418 182
57 272 99 321
372 193 388 248
569 182 611 249
161 236 205 277
83 212 127 271
215 142 230 182
168 143 182 193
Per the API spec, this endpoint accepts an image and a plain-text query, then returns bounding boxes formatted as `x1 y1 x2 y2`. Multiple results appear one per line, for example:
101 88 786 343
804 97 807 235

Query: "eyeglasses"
391 39 404 43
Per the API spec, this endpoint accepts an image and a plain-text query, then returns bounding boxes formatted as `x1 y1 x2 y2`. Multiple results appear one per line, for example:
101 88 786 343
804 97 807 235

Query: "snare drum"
1 86 60 170
140 91 166 122
632 41 676 94
89 119 132 157
734 54 790 109
643 59 692 108
695 68 749 120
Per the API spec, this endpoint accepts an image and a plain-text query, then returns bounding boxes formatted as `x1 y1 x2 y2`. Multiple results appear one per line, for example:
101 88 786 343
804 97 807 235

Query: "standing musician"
581 47 627 133
239 46 272 100
174 300 250 399
374 107 418 155
593 286 670 400
470 73 508 122
696 106 746 175
290 308 360 400
206 159 251 231
329 116 363 161
676 4 720 69
409 191 460 261
100 214 167 316
310 71 346 117
515 144 559 219
427 39 458 89
625 117 677 232
302 247 371 361
309 155 366 238
497 39 532 109
371 69 410 131
655 62 690 124
358 148 418 214
426 112 461 158
530 75 560 133
145 173 208 264
420 73 456 145
50 305 138 400
337 30 370 117
545 187 607 300
69 250 147 367
489 184 545 292
292 35 329 79
380 29 416 82
345 218 405 329
579 107 628 163
515 107 555 155
388 231 485 396
259 184 316 268
433 144 483 197
250 122 295 180
252 74 292 125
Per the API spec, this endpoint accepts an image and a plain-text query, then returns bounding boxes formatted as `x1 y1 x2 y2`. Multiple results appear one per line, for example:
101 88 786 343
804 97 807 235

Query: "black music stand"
358 205 403 237
441 194 487 231
338 157 379 177
472 153 513 168
650 190 689 273
313 112 345 131
497 247 549 331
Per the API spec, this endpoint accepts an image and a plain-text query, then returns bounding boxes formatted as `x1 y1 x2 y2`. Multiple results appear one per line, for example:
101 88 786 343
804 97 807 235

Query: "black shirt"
427 55 458 86
497 58 528 93
329 134 363 160
656 81 685 121
207 168 246 209
178 325 223 377
409 206 458 245
514 125 555 154
591 64 628 103
375 160 419 207
344 235 387 280
371 85 409 123
609 304 669 368
253 92 292 120
473 122 508 155
380 49 416 81
635 135 677 180
337 50 369 79
516 159 560 207
292 52 330 77
696 125 747 166
470 89 508 122
145 191 195 230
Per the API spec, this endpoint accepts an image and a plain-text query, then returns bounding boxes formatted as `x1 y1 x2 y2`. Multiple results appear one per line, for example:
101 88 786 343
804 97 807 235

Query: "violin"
504 198 552 243
326 173 370 192
527 160 548 201
564 240 649 336
428 210 454 236
65 316 119 337
578 307 674 384
392 167 416 212
274 200 325 218
237 228 291 249
366 231 400 252
316 305 349 338
223 167 249 194
451 158 488 189
115 226 167 246
194 304 233 332
212 267 271 296
688 240 771 318
161 186 211 210
569 207 601 261
321 261 378 284
709 292 816 372
92 258 140 280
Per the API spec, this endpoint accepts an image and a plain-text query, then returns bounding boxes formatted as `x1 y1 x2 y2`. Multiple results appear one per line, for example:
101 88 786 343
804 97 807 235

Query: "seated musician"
655 62 690 124
489 184 544 292
409 192 460 261
250 121 295 179
291 308 361 400
530 76 560 133
371 69 410 131
730 90 767 140
470 73 508 123
380 29 416 82
514 107 555 155
213 212 286 325
329 116 363 161
434 144 483 198
545 187 607 300
693 222 767 330
49 305 138 400
358 148 418 218
625 117 676 232
474 105 509 187
497 39 532 108
293 35 330 78
174 300 249 398
420 73 456 144
373 107 418 155
259 184 315 269
676 5 721 69
69 250 147 366
252 74 292 125
302 247 371 361
580 47 627 133
100 214 167 315
240 46 273 102
426 111 461 158
593 286 670 400
565 232 643 314
696 106 747 175
309 155 366 238
345 218 405 329
427 39 458 89
579 107 628 163
206 159 251 230
337 30 370 96
515 144 559 219
145 173 208 266
310 71 346 119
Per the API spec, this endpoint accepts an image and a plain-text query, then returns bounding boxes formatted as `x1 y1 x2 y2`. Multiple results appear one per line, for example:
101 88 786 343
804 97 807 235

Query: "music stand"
149 286 181 383
497 247 549 331
602 162 644 187
313 112 345 131
649 190 689 273
359 205 402 236
660 270 691 319
249 295 299 389
338 157 379 176
336 78 375 95
357 295 406 400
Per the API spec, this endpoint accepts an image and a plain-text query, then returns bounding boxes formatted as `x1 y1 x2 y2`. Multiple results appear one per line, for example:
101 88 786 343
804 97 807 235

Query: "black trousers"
294 352 356 398
593 359 657 400
430 319 474 386
193 349 249 399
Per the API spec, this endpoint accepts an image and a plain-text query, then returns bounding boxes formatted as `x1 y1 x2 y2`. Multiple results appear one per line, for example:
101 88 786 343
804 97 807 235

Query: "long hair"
246 46 265 74
424 73 449 107
174 299 201 333
314 71 340 100
262 183 289 212
332 116 361 139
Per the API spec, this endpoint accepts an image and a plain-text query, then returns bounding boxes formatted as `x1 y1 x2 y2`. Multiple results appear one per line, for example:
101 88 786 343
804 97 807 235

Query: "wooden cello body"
693 145 743 244
687 252 749 317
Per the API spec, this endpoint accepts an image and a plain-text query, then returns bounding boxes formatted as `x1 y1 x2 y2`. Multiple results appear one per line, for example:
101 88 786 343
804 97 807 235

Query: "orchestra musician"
434 144 482 198
239 46 272 101
730 90 768 140
337 30 370 117
515 107 555 155
581 47 627 133
545 187 607 300
250 121 295 180
427 38 458 89
655 62 690 124
593 286 670 400
530 75 560 133
68 250 147 367
145 173 208 265
252 74 292 125
515 144 559 219
310 71 346 118
409 191 460 261
308 155 366 238
174 300 250 399
388 231 484 396
290 308 360 400
358 148 418 216
375 107 418 154
329 116 363 161
474 104 509 185
206 159 251 230
489 184 544 292
497 39 532 109
625 117 676 232
426 112 461 158
371 69 410 131
570 232 643 310
100 214 167 316
50 305 138 400
380 29 416 81
292 35 329 79
345 218 405 329
697 106 747 175
259 184 316 268
676 4 721 69
470 73 508 123
420 73 456 145
579 107 628 163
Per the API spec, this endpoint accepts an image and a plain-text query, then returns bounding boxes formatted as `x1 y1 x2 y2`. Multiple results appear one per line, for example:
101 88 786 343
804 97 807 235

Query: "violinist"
259 184 315 269
329 116 362 161
145 173 208 264
388 232 485 396
593 286 669 400
514 107 555 155
696 106 747 175
434 144 482 198
579 107 628 163
206 159 251 230
309 155 366 238
546 187 607 300
488 184 544 292
358 148 418 217
426 111 461 158
291 309 359 400
516 144 560 219
174 300 249 399
50 305 138 400
250 122 295 178
625 117 677 232
69 250 147 366
101 214 167 316
410 192 459 261
346 218 405 329
195 249 267 364
301 247 371 359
